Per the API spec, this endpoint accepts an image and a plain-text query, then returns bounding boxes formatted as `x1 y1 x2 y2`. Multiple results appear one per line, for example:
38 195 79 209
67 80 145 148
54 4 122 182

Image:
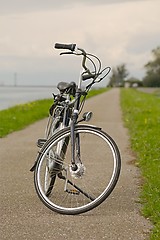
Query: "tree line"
109 46 160 87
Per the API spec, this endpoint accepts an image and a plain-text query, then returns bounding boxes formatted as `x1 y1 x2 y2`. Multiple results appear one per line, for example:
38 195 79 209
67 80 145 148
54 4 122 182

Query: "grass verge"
120 88 160 240
0 88 109 138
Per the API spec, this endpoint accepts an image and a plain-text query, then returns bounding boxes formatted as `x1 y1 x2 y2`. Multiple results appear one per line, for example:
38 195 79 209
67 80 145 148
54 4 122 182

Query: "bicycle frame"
31 43 111 172
48 87 83 170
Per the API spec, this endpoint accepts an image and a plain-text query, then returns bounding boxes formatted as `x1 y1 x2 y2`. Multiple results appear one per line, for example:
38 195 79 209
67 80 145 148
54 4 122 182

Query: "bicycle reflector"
83 112 93 122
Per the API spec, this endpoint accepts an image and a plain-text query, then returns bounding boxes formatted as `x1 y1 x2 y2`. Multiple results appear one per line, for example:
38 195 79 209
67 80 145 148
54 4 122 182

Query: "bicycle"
30 43 121 215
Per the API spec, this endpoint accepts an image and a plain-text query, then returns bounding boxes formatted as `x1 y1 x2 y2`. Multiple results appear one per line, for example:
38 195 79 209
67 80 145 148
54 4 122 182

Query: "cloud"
0 0 160 85
0 0 152 15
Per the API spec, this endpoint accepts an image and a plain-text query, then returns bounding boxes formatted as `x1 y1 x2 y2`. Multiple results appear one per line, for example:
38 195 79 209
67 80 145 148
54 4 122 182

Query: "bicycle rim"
34 125 121 215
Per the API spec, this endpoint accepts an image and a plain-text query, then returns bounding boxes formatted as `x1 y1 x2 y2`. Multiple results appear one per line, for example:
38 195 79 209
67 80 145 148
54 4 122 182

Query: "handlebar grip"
55 43 76 51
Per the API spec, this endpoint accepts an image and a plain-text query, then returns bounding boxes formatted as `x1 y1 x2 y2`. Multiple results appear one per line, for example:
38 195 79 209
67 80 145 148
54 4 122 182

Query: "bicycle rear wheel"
34 125 121 215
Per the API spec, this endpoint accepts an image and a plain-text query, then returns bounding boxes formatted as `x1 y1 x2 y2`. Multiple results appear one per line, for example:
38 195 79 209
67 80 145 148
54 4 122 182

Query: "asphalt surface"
0 88 152 240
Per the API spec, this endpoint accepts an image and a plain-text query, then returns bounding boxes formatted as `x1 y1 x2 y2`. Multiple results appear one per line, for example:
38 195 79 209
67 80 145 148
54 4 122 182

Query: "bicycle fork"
70 109 79 171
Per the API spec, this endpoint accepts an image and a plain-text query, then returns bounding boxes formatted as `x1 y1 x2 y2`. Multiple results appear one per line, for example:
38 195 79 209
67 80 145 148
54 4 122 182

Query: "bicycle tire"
43 105 67 195
43 115 60 196
44 167 56 197
34 125 121 215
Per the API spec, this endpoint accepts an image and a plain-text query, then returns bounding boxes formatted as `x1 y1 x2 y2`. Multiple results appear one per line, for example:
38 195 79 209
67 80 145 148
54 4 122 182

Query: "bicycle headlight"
83 111 93 122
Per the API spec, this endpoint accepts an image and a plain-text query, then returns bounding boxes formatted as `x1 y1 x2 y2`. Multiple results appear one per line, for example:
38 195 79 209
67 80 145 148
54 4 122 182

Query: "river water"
0 86 58 110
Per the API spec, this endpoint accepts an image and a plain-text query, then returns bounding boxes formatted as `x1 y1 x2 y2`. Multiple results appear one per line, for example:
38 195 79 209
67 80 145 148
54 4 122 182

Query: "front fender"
75 124 102 131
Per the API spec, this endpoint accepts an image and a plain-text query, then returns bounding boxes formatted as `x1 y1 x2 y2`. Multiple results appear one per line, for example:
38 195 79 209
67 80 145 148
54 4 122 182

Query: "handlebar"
55 43 90 74
54 42 111 85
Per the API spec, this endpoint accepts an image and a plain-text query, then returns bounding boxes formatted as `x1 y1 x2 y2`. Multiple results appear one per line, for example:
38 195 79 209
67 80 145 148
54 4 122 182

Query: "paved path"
0 88 151 240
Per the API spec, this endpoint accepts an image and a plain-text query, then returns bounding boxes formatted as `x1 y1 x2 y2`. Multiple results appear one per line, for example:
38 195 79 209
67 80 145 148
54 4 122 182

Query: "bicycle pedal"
37 138 47 148
66 189 80 195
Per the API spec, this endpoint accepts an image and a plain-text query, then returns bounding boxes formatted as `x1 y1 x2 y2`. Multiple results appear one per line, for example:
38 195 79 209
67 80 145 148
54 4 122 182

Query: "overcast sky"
0 0 160 86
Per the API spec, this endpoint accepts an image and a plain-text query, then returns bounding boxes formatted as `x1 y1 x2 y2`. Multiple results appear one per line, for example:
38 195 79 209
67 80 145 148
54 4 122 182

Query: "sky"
0 0 160 87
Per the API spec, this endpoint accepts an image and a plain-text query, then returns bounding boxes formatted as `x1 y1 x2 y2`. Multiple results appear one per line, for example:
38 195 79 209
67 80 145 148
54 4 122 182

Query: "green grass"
0 88 109 138
0 99 53 137
154 89 160 98
121 88 160 240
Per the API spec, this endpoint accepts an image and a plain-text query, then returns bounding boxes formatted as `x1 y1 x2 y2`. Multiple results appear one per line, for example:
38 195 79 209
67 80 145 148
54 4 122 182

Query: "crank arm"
58 173 95 201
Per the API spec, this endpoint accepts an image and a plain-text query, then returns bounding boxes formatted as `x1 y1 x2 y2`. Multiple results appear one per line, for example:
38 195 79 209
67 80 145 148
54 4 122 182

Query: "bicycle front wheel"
34 125 121 215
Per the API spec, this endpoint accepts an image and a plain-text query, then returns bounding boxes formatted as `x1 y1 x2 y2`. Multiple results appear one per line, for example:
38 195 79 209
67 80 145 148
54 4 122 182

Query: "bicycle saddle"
57 82 76 95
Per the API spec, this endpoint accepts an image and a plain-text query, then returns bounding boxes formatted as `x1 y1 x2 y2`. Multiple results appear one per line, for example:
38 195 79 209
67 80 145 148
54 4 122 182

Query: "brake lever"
93 67 111 83
60 51 74 55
